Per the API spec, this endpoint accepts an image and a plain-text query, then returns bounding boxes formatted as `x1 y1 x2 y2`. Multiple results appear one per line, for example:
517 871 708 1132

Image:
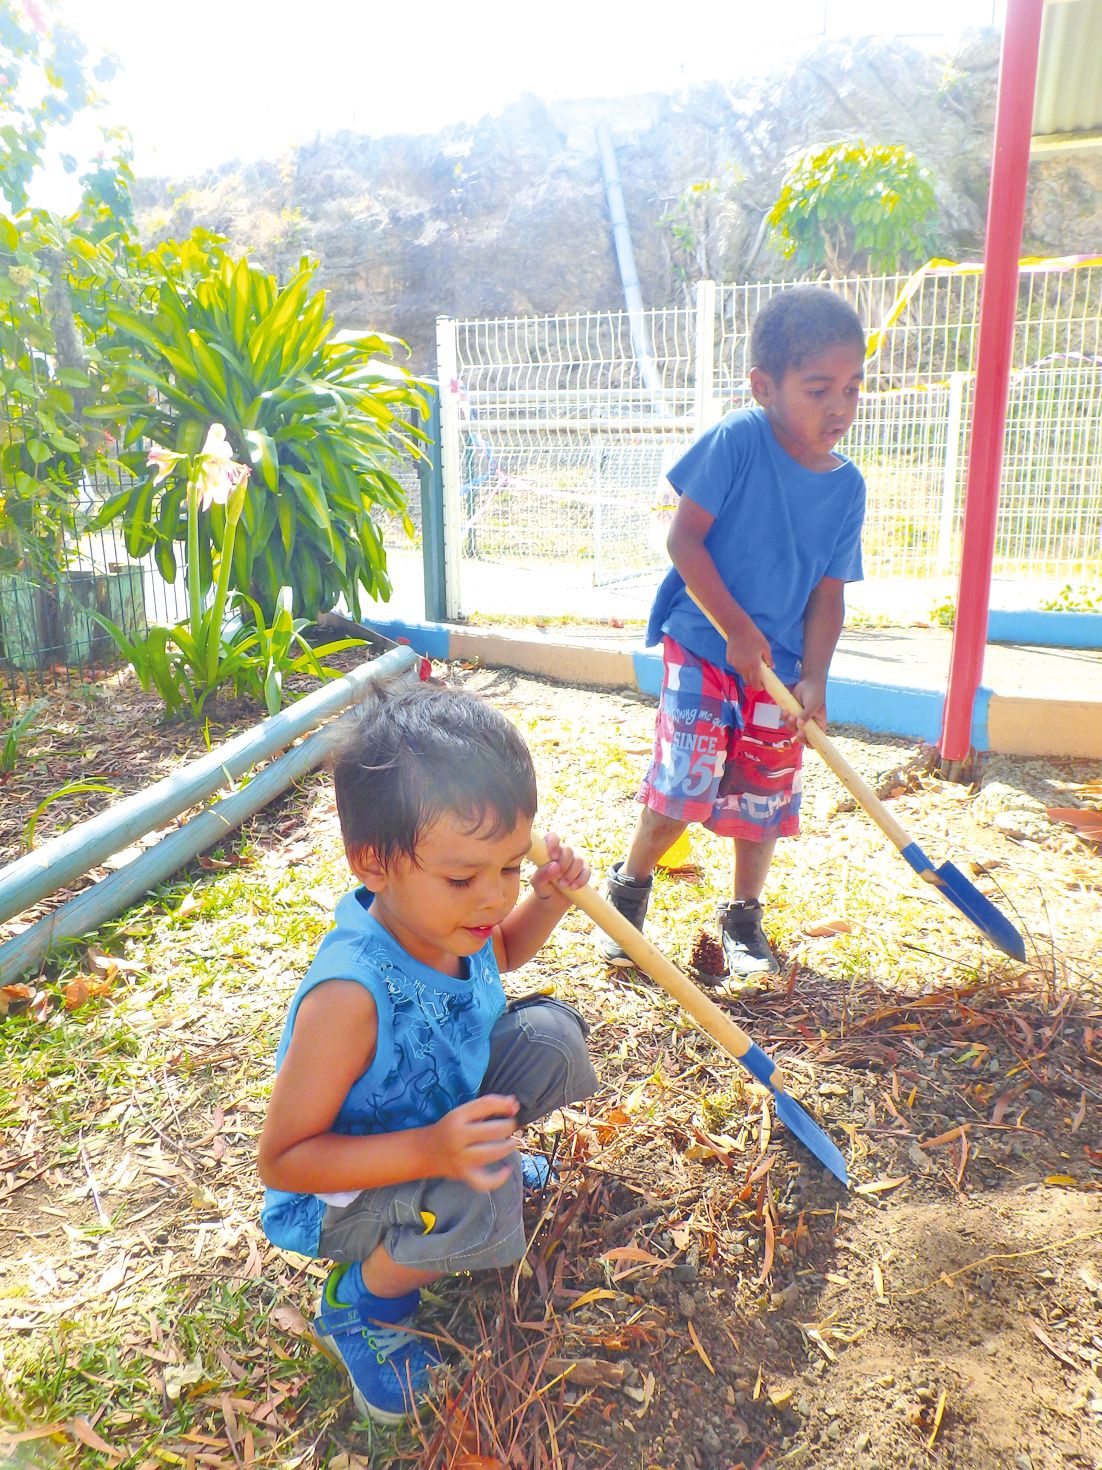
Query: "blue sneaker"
312 1265 441 1424
520 1151 558 1193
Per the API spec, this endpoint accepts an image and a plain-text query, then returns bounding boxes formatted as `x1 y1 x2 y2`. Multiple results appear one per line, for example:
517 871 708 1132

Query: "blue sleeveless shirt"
261 886 507 1256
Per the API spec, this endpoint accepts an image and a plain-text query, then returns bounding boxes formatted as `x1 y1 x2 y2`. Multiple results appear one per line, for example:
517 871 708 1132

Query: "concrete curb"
365 616 1102 758
987 609 1102 649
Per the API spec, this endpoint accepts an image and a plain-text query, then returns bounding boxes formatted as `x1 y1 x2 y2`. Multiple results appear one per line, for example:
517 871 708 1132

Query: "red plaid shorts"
637 638 803 841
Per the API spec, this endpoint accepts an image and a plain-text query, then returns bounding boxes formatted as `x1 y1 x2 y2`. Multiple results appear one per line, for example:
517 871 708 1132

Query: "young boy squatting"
258 683 597 1423
598 286 867 980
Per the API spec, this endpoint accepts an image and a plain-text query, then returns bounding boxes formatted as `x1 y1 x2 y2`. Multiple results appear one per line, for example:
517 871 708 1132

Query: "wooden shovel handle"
528 836 779 1089
687 591 913 853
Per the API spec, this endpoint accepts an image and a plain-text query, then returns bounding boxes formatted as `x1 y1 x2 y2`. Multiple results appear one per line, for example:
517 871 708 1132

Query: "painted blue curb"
988 609 1102 649
970 685 991 753
826 677 944 744
358 615 451 661
353 614 993 748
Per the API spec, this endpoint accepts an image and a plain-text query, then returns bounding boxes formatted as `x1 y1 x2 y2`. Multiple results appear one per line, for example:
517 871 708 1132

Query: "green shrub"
91 251 426 620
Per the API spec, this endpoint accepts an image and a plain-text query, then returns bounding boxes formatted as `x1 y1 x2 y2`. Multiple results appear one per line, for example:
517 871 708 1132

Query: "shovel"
687 591 1026 961
529 836 849 1186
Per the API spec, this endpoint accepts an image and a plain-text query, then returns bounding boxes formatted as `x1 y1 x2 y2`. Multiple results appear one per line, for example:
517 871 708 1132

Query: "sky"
38 0 1003 207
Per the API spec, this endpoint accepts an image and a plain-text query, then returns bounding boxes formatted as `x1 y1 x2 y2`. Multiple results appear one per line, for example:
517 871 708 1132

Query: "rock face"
134 31 1102 368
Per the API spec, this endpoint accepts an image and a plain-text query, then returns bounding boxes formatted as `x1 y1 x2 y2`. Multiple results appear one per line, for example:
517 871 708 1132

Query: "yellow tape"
866 253 1102 361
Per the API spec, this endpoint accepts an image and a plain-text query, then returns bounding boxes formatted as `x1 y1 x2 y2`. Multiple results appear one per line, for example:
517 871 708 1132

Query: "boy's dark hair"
329 679 537 867
749 286 865 381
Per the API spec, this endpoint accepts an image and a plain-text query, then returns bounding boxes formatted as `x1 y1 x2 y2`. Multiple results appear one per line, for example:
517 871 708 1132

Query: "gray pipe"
596 122 664 404
0 645 418 926
0 651 421 981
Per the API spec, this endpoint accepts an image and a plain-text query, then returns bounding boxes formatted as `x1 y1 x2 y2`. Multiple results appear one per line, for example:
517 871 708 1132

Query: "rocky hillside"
134 31 1102 368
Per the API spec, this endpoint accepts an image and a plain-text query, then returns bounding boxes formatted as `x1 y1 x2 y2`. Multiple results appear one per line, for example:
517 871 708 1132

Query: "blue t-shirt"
260 887 507 1256
646 406 866 685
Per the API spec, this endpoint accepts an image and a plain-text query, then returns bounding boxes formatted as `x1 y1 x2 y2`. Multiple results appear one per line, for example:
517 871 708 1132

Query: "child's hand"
530 831 591 900
791 676 827 739
725 617 773 688
432 1094 519 1191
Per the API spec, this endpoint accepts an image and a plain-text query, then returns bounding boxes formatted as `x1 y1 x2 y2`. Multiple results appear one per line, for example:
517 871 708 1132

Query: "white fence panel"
442 263 1102 620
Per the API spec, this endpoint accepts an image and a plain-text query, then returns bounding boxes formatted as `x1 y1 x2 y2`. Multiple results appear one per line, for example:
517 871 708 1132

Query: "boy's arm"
258 982 518 1194
793 576 846 733
493 833 588 973
667 496 772 687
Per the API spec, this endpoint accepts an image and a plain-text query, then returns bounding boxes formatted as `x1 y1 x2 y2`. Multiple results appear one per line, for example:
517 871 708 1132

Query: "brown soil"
1 662 1100 1470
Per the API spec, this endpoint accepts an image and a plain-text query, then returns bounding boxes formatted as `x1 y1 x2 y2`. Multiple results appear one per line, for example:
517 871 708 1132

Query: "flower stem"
186 469 202 651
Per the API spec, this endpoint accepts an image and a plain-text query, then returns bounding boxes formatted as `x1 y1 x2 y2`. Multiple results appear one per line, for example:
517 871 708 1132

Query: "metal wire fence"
0 466 188 689
439 259 1102 619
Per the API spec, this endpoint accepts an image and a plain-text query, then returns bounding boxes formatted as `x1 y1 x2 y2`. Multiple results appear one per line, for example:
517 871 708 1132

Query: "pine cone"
689 929 726 978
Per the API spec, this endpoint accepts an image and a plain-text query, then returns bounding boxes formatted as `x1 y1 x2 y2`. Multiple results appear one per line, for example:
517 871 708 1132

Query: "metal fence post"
417 381 447 623
694 279 718 435
435 316 463 621
936 372 968 575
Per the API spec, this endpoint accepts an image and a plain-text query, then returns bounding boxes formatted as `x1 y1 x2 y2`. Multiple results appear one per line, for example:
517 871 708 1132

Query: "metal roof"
1032 0 1102 146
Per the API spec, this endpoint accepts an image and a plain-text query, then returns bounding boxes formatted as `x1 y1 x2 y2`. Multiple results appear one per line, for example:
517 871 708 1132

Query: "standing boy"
259 682 597 1424
597 286 867 981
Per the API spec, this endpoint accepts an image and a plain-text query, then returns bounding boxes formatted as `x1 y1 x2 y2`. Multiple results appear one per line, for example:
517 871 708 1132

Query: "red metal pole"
939 0 1045 763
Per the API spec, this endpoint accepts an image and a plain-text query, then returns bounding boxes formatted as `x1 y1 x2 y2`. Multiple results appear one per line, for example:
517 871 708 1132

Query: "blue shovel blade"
901 842 1026 961
740 1042 849 1186
775 1091 850 1186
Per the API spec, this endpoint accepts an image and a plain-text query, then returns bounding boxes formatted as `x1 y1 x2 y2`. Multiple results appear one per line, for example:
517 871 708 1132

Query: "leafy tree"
0 0 122 581
0 0 117 213
766 140 937 276
660 164 743 302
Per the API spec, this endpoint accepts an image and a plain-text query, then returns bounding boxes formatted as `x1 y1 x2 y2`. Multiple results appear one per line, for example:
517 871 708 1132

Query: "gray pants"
317 996 597 1273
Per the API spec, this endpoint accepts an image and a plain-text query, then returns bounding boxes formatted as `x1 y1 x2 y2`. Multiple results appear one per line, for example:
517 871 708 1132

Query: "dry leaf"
873 1260 886 1302
1030 1321 1078 1370
927 1388 948 1449
70 1419 118 1457
542 1357 627 1389
757 1211 776 1283
0 1423 67 1444
1045 806 1102 842
63 978 90 1011
925 1124 970 1148
686 1319 715 1374
568 1287 618 1311
854 1177 908 1196
803 916 853 937
0 983 35 1015
270 1304 311 1337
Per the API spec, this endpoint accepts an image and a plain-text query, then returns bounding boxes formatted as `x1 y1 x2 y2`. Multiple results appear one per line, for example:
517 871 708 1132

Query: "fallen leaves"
1045 806 1102 844
854 1177 908 1197
927 1388 949 1449
802 916 854 937
686 1319 715 1374
1030 1321 1079 1371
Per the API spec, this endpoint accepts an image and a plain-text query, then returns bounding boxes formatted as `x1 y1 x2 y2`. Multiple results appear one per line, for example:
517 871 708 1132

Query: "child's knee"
486 998 597 1117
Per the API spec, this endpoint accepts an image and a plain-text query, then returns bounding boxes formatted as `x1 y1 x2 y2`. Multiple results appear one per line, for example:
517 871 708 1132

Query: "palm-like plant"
92 251 426 618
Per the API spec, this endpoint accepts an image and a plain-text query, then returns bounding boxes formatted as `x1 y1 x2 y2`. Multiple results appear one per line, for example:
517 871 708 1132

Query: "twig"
897 1225 1102 1300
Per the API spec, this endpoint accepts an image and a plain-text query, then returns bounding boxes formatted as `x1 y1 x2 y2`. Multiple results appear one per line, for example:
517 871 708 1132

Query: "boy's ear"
347 843 387 892
749 366 774 407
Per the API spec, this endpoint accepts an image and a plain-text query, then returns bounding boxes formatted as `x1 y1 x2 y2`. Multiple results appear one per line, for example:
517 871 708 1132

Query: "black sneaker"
717 900 779 980
594 863 652 966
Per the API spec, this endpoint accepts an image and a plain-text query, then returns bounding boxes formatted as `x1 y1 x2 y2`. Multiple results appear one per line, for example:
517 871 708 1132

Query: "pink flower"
193 424 251 512
147 445 184 485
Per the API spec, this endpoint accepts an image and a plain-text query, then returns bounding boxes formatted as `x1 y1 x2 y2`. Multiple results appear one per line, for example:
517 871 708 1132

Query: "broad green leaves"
767 140 937 277
99 251 426 617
